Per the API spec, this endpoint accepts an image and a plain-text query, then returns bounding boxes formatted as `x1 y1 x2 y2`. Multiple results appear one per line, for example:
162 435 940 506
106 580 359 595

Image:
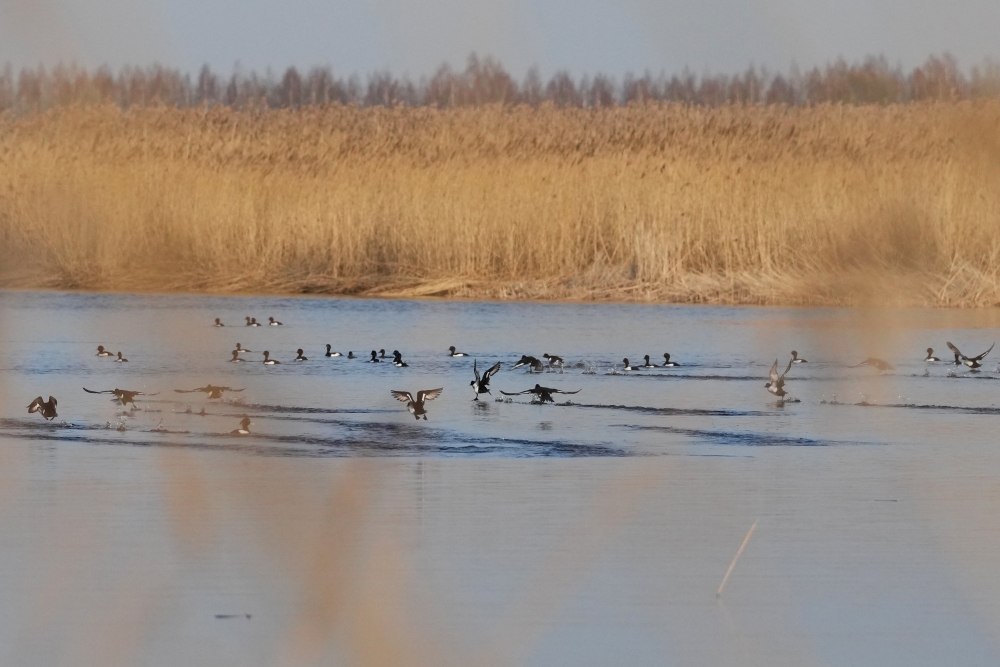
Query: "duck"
946 341 994 372
500 384 581 404
174 385 245 399
791 350 807 363
262 351 281 365
850 358 894 371
765 358 794 402
543 353 564 367
249 317 261 327
115 351 128 362
229 350 245 362
214 318 225 327
96 345 113 357
448 346 467 357
392 350 408 367
268 317 283 326
83 387 157 408
245 316 253 326
325 344 342 357
641 355 657 368
348 351 356 359
27 396 58 420
662 353 679 367
294 349 308 361
390 388 443 420
512 355 544 372
230 417 251 435
924 348 940 362
235 343 252 354
622 358 642 371
470 359 502 400
368 350 381 363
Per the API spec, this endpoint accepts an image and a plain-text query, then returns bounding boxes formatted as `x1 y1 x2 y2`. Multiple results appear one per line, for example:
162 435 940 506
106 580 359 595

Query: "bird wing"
500 389 532 396
417 388 444 403
947 341 964 360
473 359 481 383
83 387 116 394
551 388 582 395
390 390 414 403
173 389 200 394
972 342 995 361
484 361 502 379
780 357 794 379
768 360 779 382
27 397 43 411
228 388 245 393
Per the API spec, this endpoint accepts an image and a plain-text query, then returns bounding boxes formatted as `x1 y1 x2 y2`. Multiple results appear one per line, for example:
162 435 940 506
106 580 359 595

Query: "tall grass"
2 102 1000 305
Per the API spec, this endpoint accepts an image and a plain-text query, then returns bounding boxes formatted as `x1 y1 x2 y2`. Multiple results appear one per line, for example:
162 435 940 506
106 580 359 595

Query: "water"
1 290 999 666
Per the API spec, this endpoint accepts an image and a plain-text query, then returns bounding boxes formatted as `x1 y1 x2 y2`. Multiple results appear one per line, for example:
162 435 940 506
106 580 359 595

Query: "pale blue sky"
1 0 998 77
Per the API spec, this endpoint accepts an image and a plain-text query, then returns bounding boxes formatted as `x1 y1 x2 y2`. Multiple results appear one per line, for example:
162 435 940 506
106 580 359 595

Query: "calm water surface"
1 291 999 666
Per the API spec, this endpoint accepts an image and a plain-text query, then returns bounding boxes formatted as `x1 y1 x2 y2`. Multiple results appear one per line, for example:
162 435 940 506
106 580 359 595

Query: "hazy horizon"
1 0 998 79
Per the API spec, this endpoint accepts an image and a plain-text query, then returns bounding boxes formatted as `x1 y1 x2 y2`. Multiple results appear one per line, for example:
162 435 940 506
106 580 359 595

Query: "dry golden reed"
1 101 1000 305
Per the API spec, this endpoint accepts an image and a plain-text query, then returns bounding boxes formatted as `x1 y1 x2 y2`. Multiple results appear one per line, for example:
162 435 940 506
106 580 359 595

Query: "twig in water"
716 521 757 597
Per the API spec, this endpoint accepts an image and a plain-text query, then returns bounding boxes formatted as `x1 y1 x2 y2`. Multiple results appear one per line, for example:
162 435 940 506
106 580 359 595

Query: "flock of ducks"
23 315 998 431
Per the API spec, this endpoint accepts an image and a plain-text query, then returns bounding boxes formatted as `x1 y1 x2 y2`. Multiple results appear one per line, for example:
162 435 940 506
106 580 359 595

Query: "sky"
0 0 998 78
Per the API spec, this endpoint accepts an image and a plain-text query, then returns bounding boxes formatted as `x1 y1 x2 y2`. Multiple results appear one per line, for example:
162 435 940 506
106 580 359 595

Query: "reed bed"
1 102 999 305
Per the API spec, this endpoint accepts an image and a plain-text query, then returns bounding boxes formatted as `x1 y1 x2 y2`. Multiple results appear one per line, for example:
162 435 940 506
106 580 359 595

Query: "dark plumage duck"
83 387 157 408
235 343 251 354
500 384 581 403
448 346 467 357
115 351 128 362
924 348 940 362
262 351 281 365
512 355 544 371
390 388 443 420
765 358 794 401
662 353 679 367
641 355 657 368
96 345 113 357
325 344 342 357
368 350 381 363
214 318 225 327
269 317 283 326
850 358 894 371
245 317 254 327
250 317 261 327
622 358 641 371
470 359 502 400
947 341 994 371
174 385 245 399
27 396 58 420
294 349 308 361
543 353 564 367
348 351 356 359
392 350 408 367
379 349 388 359
230 417 251 435
229 350 244 362
791 350 807 363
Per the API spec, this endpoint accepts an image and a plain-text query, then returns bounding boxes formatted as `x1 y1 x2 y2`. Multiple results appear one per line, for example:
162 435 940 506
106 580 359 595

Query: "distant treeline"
3 53 1000 111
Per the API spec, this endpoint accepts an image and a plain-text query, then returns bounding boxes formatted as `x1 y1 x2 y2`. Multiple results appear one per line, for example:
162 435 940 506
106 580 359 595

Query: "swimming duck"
946 341 994 371
368 350 381 363
83 387 157 408
174 385 245 399
924 348 940 362
27 396 58 420
230 417 251 435
245 317 253 326
235 343 252 354
348 351 356 359
379 349 388 359
392 350 408 367
470 359 502 400
294 349 308 361
214 318 225 327
250 317 261 327
512 355 544 372
850 358 894 371
269 317 283 326
662 353 679 367
390 388 443 420
115 352 128 362
500 384 581 403
641 355 657 368
448 346 467 357
791 350 807 363
622 358 642 371
96 345 113 357
543 353 564 367
325 344 342 357
765 358 794 401
262 351 281 365
229 350 245 362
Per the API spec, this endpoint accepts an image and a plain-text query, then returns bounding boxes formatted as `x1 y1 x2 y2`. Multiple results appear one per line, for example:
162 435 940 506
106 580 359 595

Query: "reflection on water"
0 291 999 665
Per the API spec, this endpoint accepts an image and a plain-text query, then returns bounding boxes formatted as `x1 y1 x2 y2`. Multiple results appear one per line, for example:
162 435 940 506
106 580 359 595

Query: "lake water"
1 290 999 666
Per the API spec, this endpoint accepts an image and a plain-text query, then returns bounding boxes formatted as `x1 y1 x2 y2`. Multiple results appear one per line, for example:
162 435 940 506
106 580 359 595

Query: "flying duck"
765 358 794 401
662 353 679 367
470 359 502 400
27 396 58 420
214 318 225 327
543 353 564 367
96 345 113 357
791 350 807 363
392 350 408 367
390 388 443 420
230 417 251 435
235 343 251 354
115 351 128 362
500 384 581 403
269 317 283 326
924 348 940 362
850 358 894 371
174 385 245 399
348 351 356 359
83 387 157 408
229 350 245 362
947 341 994 371
368 350 381 363
641 355 657 368
512 355 544 372
294 349 308 361
448 346 467 357
325 344 342 357
262 351 281 365
622 358 642 371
